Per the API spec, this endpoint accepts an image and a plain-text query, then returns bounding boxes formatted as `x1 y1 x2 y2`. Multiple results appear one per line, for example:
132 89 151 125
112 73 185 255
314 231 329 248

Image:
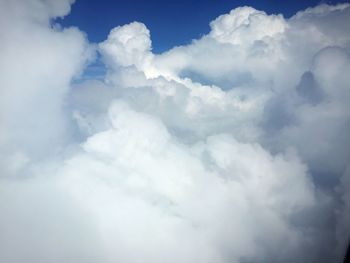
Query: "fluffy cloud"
100 22 152 69
0 1 349 263
209 7 286 45
0 0 92 161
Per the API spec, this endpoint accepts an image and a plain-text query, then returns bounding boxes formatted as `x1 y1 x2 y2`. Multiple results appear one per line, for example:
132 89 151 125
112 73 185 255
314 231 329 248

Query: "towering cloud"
0 1 349 263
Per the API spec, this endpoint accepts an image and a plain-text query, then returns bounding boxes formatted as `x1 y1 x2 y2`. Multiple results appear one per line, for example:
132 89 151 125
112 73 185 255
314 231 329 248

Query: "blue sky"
60 0 350 53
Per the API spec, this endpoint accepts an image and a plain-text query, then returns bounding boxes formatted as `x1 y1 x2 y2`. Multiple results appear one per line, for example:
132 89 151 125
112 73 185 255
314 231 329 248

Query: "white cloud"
99 22 158 78
0 0 93 160
35 102 319 262
209 6 287 45
0 1 350 263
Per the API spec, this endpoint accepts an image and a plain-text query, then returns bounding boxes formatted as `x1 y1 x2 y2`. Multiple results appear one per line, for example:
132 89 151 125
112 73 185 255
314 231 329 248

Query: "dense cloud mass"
0 0 350 262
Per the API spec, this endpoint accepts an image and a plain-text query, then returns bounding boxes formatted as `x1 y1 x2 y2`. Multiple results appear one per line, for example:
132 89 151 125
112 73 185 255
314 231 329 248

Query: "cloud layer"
0 1 350 262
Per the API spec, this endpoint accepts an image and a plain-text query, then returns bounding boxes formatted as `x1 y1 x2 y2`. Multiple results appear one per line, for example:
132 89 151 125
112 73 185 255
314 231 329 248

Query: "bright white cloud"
0 1 350 263
0 0 92 160
99 22 158 78
209 6 287 45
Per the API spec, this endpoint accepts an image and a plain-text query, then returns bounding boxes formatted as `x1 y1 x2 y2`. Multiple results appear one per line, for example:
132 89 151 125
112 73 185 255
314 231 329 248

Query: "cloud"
0 0 92 160
209 7 286 45
99 22 157 78
0 1 350 263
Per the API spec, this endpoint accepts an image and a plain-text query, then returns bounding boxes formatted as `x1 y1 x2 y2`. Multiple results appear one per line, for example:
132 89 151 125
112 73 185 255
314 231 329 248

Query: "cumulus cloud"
0 1 350 263
209 7 286 45
99 22 153 72
0 0 92 160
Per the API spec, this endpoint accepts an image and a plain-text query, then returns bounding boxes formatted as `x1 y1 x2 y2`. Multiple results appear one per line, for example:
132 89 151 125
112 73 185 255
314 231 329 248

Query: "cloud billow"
0 1 349 262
